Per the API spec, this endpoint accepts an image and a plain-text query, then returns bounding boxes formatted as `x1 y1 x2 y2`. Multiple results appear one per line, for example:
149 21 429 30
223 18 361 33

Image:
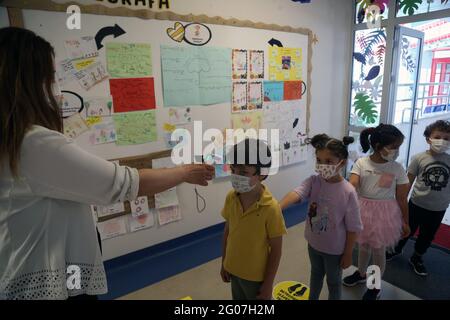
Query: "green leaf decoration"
398 0 423 16
353 93 378 124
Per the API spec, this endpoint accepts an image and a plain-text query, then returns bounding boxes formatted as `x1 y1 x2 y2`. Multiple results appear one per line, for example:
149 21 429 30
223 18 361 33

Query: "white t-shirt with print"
351 156 409 200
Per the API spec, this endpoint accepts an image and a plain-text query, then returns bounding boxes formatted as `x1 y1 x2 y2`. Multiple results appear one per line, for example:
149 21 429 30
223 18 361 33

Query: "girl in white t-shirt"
343 124 410 300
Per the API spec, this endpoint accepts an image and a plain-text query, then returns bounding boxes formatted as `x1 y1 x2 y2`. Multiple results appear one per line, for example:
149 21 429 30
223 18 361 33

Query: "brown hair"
0 27 62 177
423 120 450 138
360 123 404 153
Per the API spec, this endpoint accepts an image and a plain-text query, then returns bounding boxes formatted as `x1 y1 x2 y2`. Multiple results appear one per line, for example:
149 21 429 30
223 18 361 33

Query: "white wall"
20 0 353 260
0 7 9 28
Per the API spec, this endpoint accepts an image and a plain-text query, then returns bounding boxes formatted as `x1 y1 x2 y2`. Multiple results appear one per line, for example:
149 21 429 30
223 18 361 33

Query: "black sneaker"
343 271 366 287
362 288 381 300
386 249 402 262
409 255 427 276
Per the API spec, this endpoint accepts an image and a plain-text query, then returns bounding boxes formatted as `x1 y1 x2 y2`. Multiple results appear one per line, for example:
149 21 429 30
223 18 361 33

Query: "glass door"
388 26 424 167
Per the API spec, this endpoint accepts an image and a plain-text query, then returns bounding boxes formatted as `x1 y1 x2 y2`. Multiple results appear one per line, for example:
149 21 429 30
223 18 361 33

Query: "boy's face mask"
315 161 342 180
381 147 399 162
230 174 256 193
430 139 449 154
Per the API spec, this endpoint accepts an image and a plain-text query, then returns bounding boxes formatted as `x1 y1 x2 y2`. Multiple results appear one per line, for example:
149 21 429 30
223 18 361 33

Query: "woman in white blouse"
0 27 214 300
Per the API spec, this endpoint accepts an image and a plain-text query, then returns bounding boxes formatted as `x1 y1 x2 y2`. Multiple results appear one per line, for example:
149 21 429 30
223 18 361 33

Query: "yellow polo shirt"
221 185 287 282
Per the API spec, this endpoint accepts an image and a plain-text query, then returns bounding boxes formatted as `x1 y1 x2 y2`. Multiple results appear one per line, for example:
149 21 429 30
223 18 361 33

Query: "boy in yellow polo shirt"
220 139 287 300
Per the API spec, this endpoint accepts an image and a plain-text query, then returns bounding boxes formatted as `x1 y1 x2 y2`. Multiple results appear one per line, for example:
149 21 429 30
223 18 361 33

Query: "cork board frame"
1 0 313 133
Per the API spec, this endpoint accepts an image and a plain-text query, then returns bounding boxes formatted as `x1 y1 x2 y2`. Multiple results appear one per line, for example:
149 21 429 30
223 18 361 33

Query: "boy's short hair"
423 120 450 138
228 139 272 175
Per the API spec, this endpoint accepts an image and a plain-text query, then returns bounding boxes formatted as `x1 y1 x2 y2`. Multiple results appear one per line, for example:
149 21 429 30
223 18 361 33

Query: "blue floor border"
100 202 308 300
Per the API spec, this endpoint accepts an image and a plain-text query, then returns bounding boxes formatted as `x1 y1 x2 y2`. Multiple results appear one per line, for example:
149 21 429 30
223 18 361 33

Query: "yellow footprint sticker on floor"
273 281 310 300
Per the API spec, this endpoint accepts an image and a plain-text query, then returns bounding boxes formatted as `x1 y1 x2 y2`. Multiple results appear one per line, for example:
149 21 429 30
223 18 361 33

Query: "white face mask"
381 148 399 162
430 139 449 154
315 161 342 180
230 174 256 193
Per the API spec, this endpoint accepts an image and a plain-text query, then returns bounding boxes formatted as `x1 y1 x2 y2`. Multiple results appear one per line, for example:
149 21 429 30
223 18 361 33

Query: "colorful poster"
231 110 263 131
130 196 151 218
162 123 190 150
249 50 264 79
263 81 284 102
64 36 99 61
247 82 263 110
88 117 117 145
106 43 152 78
73 61 108 91
157 205 182 226
169 107 192 125
161 46 232 106
232 49 247 79
63 113 88 139
85 96 113 117
113 110 157 145
97 216 127 240
269 47 302 81
109 77 156 112
284 81 302 100
232 82 247 113
128 212 155 232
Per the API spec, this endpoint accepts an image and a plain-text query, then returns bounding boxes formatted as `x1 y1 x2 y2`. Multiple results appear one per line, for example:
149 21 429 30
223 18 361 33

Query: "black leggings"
395 201 445 256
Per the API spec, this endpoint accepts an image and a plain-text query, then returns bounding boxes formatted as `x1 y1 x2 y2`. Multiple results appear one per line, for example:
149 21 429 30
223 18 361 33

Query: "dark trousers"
395 201 445 256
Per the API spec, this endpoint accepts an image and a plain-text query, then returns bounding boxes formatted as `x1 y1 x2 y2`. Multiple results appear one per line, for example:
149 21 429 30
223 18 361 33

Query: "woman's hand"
182 164 215 186
256 282 273 300
401 222 411 238
220 265 231 283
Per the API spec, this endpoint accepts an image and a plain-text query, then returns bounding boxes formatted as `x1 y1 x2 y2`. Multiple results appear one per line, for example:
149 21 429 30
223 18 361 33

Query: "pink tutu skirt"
357 197 403 249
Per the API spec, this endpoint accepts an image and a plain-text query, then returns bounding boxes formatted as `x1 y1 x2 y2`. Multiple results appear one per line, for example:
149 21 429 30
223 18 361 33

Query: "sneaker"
409 255 427 276
343 270 366 287
362 288 381 300
386 249 402 262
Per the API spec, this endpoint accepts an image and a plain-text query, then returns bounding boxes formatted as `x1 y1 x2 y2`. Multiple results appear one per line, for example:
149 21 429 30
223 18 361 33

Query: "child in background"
220 139 287 300
343 124 410 300
387 120 449 276
280 134 362 300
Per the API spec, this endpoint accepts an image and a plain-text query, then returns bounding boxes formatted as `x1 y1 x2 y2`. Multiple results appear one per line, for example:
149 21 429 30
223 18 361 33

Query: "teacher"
0 27 214 300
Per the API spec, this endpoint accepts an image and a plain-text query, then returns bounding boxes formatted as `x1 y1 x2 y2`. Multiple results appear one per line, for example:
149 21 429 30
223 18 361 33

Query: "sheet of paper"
63 113 88 139
163 123 191 150
157 205 182 226
247 82 263 110
269 47 302 81
231 110 263 131
88 117 117 145
128 212 155 232
73 61 108 91
232 82 247 113
130 196 151 217
85 116 102 127
84 96 113 117
64 36 99 60
284 81 302 100
232 49 247 80
106 42 152 78
56 59 76 86
263 81 284 102
113 110 157 145
109 77 156 112
94 202 125 218
161 46 232 106
155 187 179 209
97 216 127 240
169 107 192 125
249 50 264 79
73 58 96 71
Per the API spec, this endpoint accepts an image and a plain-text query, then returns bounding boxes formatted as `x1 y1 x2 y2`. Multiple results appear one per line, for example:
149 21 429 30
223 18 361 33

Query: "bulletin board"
2 0 314 260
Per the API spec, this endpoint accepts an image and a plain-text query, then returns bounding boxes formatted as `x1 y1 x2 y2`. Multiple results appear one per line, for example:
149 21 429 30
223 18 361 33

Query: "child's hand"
401 223 411 238
256 282 273 300
340 252 353 270
220 265 231 283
